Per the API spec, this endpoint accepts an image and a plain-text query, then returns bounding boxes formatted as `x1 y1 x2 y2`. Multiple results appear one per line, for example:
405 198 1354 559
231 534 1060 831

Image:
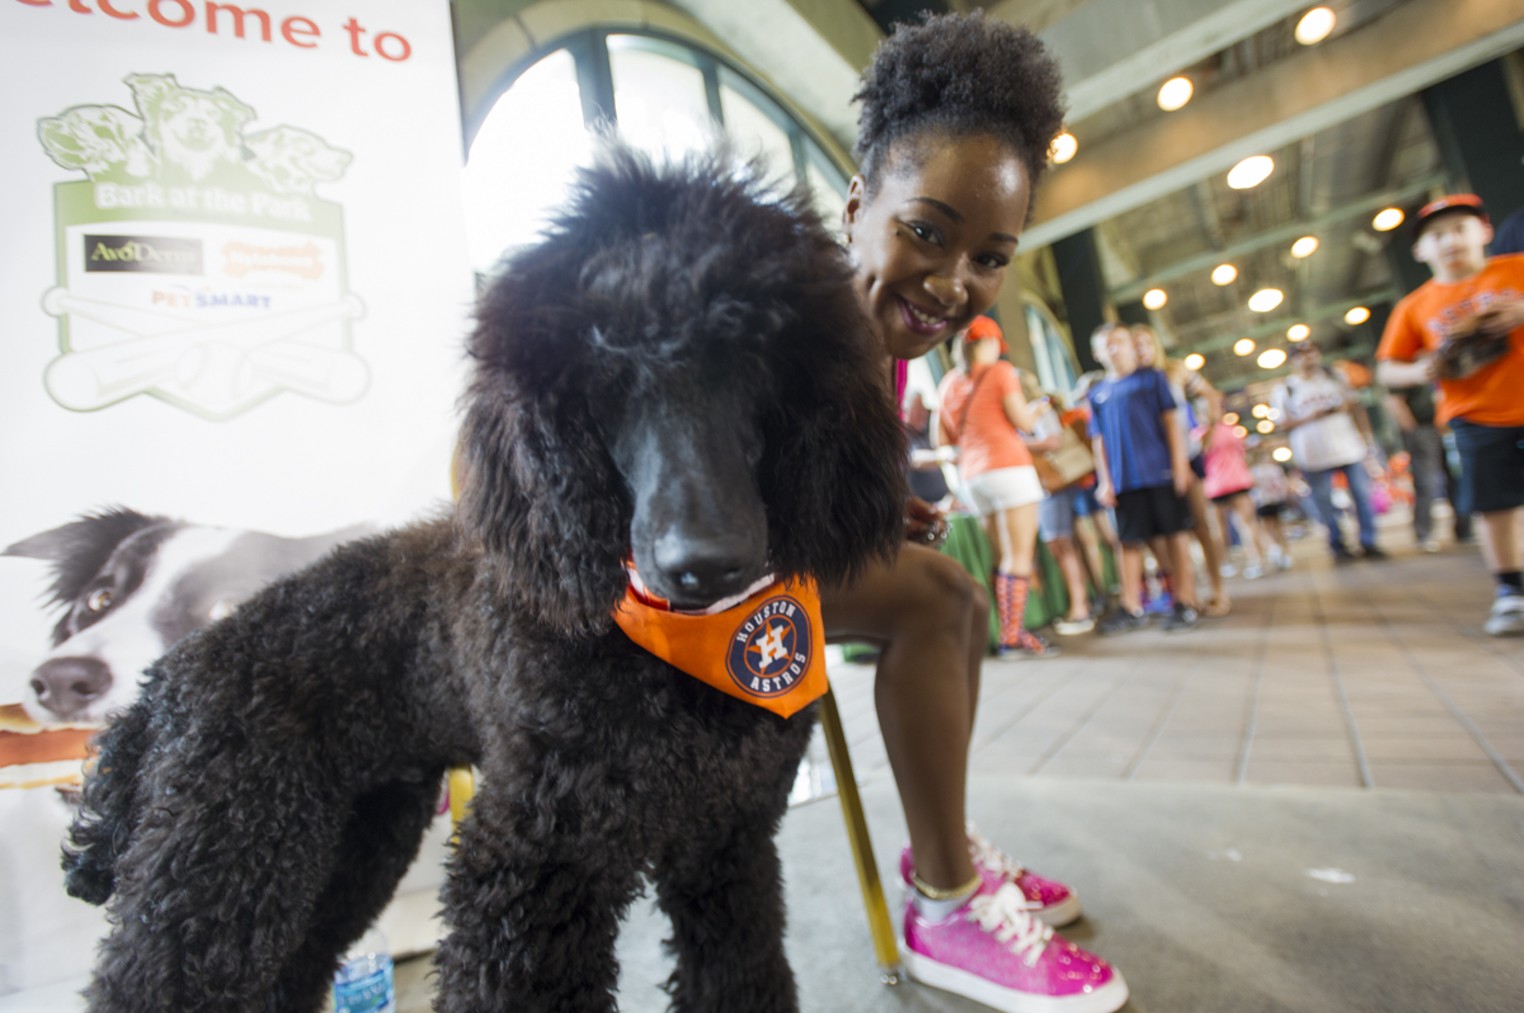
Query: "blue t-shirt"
1087 368 1175 492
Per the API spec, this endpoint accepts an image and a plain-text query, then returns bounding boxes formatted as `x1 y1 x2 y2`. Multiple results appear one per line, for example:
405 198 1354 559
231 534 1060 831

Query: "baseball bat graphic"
43 291 366 409
247 339 370 402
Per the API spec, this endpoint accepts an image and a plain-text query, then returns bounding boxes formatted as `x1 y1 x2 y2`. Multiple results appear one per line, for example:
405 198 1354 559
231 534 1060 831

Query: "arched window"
1024 299 1081 398
462 30 849 276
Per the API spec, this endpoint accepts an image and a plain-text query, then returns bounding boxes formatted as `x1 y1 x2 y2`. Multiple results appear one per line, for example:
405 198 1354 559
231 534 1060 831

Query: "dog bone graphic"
42 289 365 409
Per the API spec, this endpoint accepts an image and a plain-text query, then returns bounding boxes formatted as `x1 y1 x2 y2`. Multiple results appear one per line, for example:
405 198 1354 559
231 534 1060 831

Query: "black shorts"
1256 503 1284 520
1210 489 1250 506
1115 484 1195 544
1449 418 1524 514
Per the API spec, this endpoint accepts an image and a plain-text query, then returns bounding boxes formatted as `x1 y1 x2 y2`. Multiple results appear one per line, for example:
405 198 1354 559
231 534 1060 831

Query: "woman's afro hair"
852 11 1066 195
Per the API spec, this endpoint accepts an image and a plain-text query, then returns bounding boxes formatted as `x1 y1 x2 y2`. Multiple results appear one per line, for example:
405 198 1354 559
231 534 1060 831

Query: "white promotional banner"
0 0 475 997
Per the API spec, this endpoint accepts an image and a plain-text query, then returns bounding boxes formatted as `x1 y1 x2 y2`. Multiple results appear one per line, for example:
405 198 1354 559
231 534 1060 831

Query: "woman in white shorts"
935 316 1056 658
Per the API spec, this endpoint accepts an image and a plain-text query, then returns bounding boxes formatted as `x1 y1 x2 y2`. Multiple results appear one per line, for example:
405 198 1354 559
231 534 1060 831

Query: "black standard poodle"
61 145 907 1013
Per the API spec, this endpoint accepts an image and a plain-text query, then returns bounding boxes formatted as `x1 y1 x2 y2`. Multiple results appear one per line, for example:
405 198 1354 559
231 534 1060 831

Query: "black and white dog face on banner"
5 508 361 725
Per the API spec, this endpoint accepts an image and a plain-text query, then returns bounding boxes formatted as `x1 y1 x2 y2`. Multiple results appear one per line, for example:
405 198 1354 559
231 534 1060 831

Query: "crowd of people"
917 217 1521 643
914 315 1339 642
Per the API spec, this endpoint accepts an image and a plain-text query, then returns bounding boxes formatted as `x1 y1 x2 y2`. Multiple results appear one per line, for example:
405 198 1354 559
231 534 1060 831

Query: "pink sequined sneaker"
903 880 1128 1013
900 830 1082 927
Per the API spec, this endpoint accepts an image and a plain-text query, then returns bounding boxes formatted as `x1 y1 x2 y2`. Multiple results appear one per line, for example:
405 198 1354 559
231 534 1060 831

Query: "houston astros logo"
726 595 813 698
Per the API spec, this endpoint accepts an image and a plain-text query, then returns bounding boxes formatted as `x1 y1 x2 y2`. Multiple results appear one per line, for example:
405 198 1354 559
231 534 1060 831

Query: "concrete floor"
396 510 1524 1011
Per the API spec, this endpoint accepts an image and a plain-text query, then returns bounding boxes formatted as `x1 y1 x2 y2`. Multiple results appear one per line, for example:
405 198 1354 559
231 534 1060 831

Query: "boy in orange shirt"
1376 194 1524 636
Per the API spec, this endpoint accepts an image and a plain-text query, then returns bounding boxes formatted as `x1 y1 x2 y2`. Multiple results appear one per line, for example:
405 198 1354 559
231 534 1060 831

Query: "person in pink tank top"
1200 418 1272 579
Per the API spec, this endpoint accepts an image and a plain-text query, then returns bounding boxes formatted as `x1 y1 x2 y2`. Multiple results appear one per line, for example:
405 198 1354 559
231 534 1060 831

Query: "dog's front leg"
433 776 643 1013
654 829 799 1013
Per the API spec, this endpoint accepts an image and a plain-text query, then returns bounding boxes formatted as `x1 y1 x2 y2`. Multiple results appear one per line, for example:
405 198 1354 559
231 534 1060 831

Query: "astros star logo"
726 594 814 699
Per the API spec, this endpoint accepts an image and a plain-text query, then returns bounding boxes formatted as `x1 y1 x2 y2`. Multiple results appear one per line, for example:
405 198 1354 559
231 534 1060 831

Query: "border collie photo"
0 507 371 995
4 506 363 727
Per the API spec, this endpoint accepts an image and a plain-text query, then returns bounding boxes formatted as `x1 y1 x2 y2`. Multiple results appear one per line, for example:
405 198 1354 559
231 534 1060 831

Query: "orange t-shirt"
1376 254 1524 426
936 361 1033 479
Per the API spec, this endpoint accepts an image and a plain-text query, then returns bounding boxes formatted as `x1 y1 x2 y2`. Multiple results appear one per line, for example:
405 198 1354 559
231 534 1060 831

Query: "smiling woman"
843 135 1029 362
820 13 1130 1013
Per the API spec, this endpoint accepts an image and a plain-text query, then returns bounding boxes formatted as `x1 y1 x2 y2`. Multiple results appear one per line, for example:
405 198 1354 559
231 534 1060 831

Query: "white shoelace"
968 826 1037 898
967 883 1054 965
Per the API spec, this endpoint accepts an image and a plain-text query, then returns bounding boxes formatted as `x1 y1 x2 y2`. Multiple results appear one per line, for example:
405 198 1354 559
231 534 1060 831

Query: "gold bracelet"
910 870 982 901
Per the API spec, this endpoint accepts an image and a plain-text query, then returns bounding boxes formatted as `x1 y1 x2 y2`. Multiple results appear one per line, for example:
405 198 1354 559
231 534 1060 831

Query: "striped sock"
995 573 1043 651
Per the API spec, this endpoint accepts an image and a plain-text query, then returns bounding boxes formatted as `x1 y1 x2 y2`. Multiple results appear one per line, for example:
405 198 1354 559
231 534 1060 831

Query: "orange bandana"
613 568 828 719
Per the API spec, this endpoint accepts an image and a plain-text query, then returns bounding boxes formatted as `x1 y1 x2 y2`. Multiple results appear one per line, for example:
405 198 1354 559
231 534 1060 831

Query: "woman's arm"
1020 398 1063 452
1001 386 1039 434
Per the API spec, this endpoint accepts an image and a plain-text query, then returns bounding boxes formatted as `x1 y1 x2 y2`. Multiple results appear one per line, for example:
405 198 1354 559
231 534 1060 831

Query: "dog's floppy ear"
4 507 163 613
758 274 907 590
455 279 630 637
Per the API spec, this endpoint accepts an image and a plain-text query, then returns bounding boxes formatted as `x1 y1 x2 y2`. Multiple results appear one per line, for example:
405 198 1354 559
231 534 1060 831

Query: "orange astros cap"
962 315 1007 353
1413 194 1488 243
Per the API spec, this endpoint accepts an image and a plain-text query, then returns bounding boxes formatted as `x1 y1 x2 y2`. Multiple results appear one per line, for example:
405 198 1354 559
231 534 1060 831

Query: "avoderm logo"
37 72 367 420
85 234 204 274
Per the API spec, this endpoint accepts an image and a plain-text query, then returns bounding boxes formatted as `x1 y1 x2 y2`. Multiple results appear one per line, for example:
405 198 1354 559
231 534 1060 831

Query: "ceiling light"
1287 323 1311 341
1234 338 1256 357
1157 76 1194 112
1344 305 1371 325
1273 446 1293 462
1233 425 1250 439
1372 207 1405 231
1290 235 1320 258
1050 131 1077 164
1227 155 1274 190
1256 419 1276 434
1257 349 1288 370
1223 412 1240 426
1211 263 1238 285
1248 288 1284 313
1142 287 1168 310
1251 404 1269 418
1295 6 1337 46
1183 352 1205 371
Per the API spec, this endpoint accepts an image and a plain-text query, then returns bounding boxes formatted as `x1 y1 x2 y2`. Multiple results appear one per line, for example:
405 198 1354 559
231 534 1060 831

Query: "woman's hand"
1095 480 1116 509
1022 432 1062 453
905 496 950 547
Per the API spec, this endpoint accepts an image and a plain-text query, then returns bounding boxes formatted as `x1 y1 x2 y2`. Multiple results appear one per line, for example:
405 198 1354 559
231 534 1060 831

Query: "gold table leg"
819 686 902 984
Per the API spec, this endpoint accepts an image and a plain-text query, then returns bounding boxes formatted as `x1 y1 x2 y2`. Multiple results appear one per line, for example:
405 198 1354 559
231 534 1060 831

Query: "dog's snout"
31 657 112 720
653 536 760 604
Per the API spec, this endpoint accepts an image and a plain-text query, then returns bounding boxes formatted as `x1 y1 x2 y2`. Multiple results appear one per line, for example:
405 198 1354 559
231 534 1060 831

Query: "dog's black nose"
30 657 112 720
653 536 759 605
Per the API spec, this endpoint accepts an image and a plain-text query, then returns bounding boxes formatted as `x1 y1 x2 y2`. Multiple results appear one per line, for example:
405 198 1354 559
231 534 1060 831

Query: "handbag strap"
950 366 994 444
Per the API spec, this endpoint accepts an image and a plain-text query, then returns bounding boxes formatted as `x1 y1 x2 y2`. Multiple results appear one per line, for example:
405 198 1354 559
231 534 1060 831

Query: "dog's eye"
86 589 113 613
209 600 236 621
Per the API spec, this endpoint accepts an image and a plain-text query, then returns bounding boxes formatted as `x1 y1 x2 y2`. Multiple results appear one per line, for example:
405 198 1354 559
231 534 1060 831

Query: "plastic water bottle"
331 926 395 1013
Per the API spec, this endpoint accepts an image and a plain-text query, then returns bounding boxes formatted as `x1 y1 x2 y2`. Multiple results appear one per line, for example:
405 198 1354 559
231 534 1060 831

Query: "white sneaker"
1052 615 1096 636
1421 538 1442 554
1485 594 1524 637
1242 563 1264 580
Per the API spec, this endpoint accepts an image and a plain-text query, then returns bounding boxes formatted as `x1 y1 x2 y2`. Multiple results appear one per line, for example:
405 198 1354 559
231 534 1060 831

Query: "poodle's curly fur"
64 146 907 1012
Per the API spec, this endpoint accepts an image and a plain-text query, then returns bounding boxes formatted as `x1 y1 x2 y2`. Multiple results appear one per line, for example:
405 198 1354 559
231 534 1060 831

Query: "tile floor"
825 512 1523 797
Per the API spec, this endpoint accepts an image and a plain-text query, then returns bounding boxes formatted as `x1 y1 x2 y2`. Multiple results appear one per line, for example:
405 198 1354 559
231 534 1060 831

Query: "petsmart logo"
726 595 813 698
37 72 367 420
84 234 204 274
